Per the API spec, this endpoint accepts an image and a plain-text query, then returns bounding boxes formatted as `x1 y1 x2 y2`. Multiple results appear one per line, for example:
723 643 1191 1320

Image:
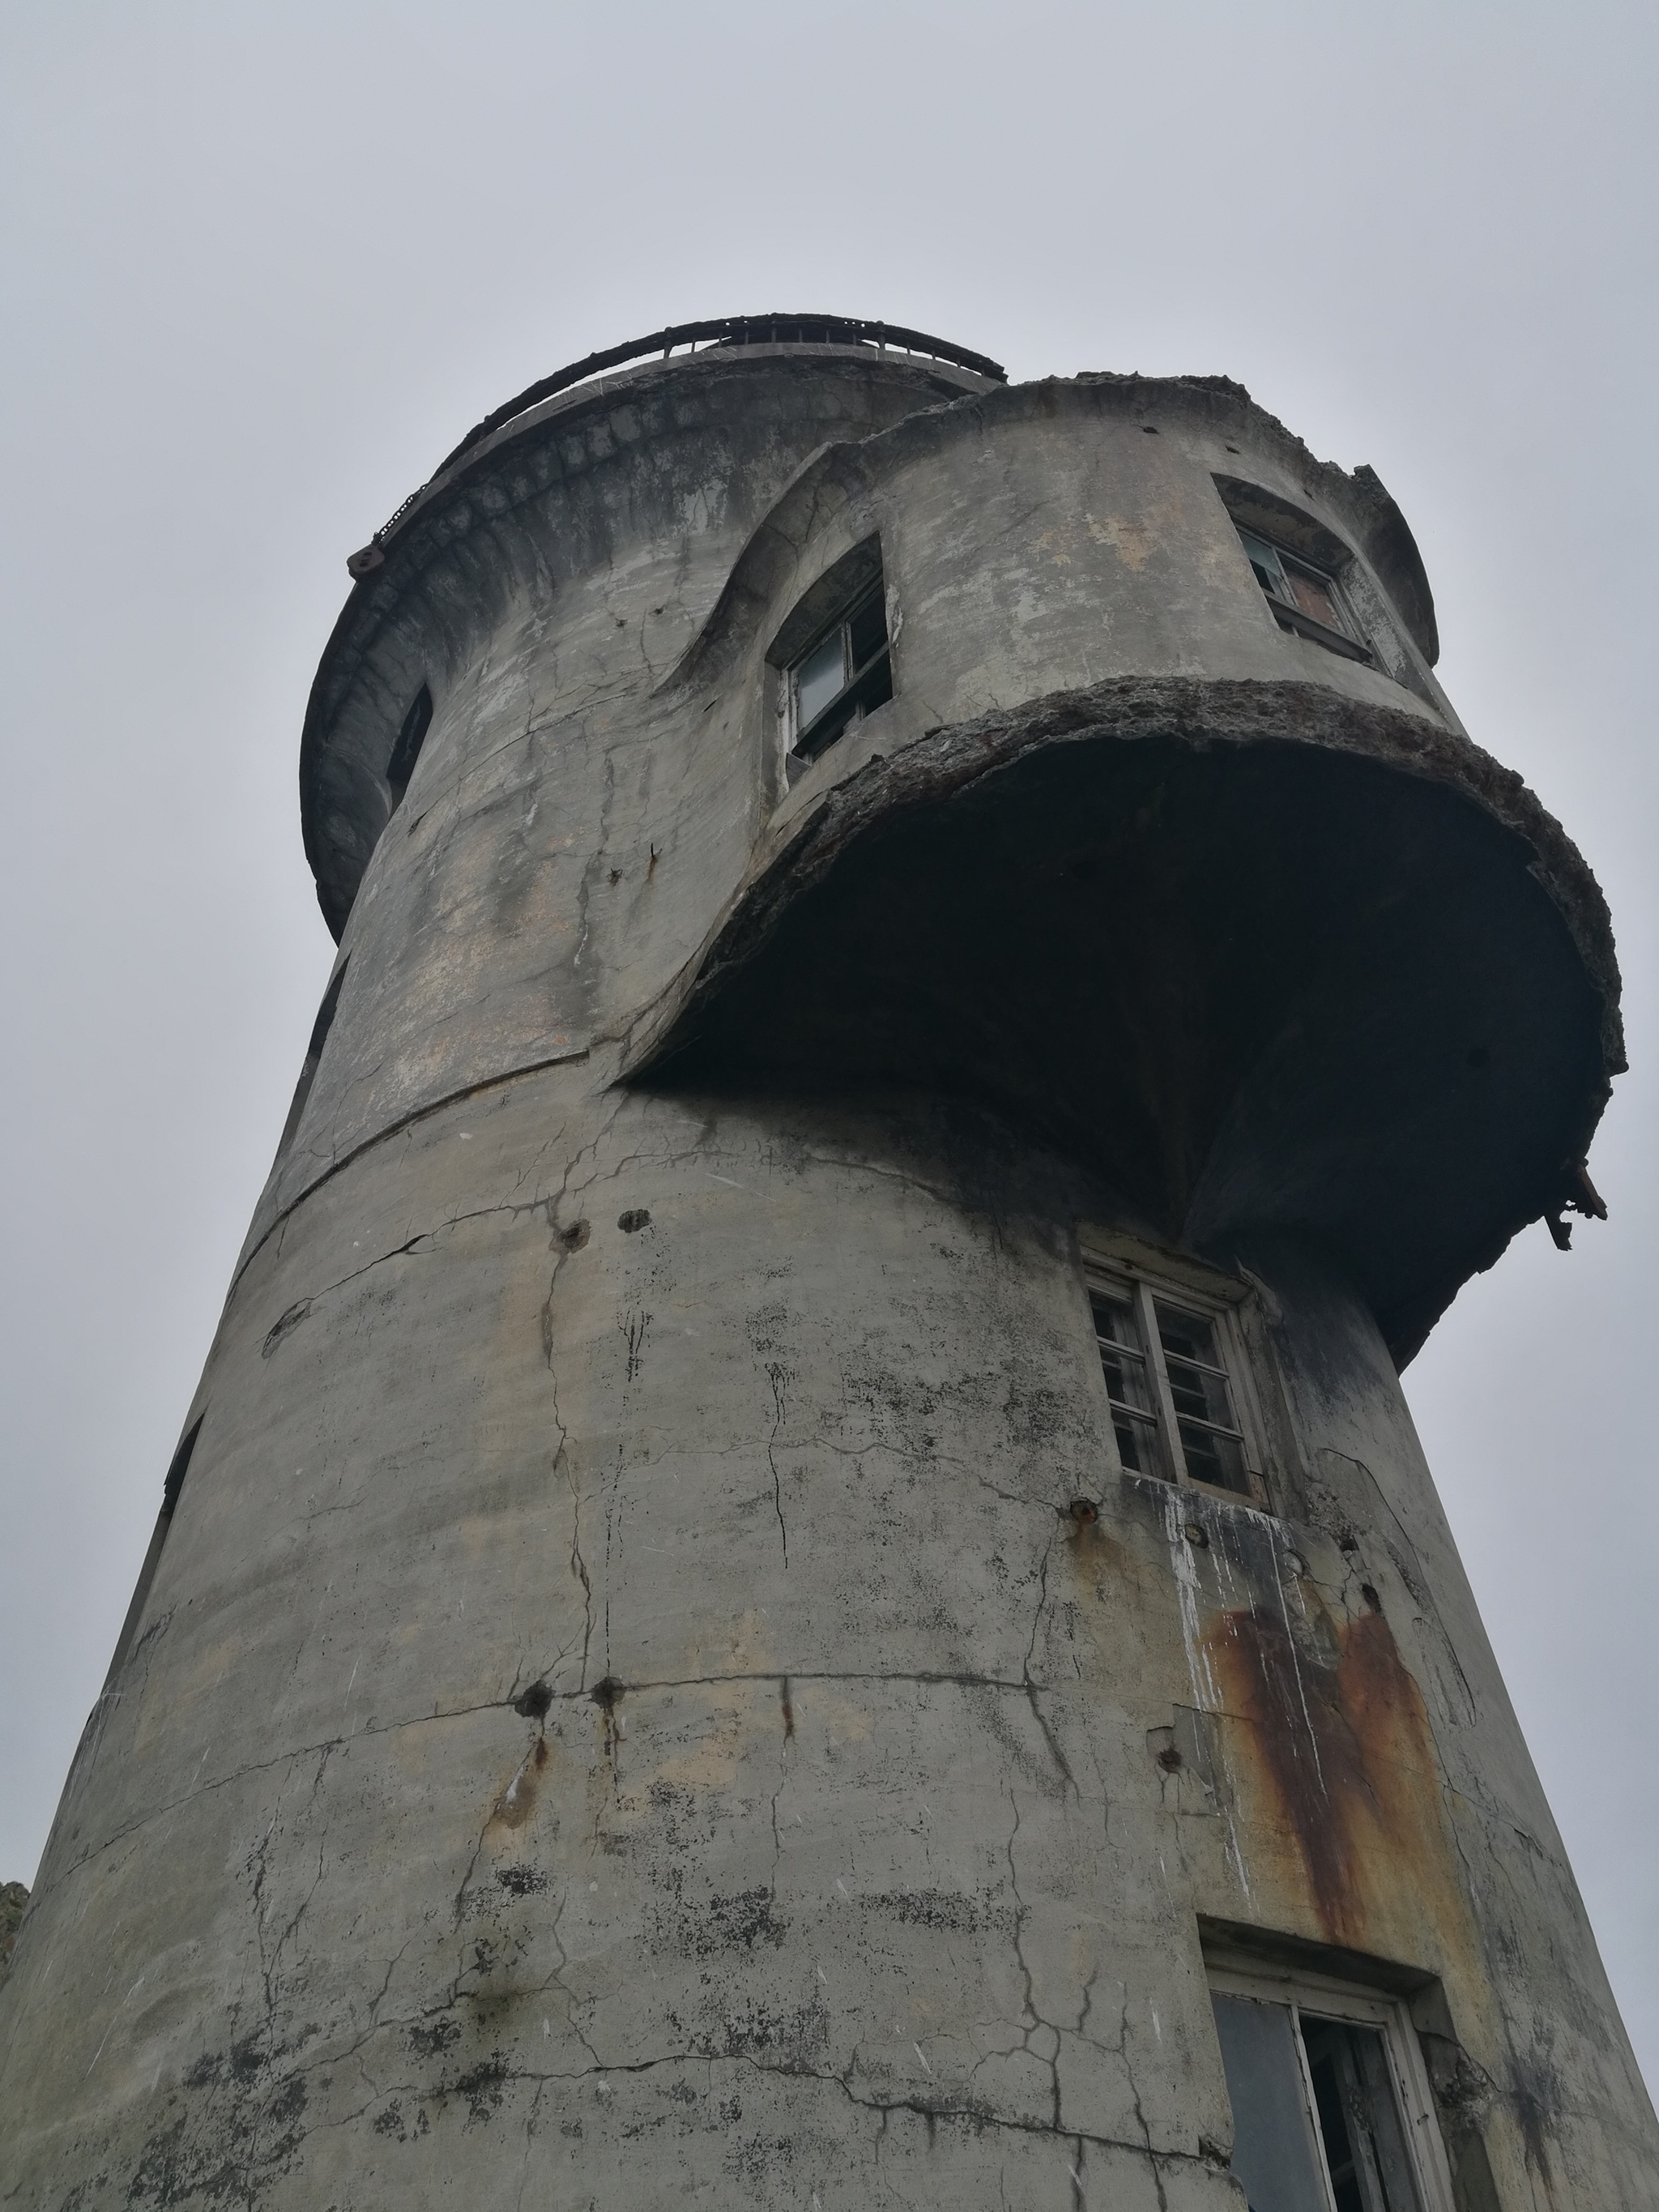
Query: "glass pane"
1093 1288 1141 1344
847 589 888 673
1301 2018 1425 2212
1156 1305 1233 1404
1284 564 1344 634
1158 1305 1248 1492
1237 527 1288 600
1097 1325 1148 1394
1154 1300 1224 1374
1179 1421 1250 1494
1114 1410 1165 1480
800 690 865 760
1093 1294 1158 1411
794 629 847 731
1092 1290 1166 1480
1212 1994 1332 2212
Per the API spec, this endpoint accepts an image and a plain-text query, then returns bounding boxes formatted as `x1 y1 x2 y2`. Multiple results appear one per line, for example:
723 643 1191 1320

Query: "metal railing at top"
348 314 1006 576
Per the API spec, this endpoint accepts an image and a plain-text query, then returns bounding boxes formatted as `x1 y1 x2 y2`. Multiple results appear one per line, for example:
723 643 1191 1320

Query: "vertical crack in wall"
766 1360 790 1569
1022 1521 1075 1795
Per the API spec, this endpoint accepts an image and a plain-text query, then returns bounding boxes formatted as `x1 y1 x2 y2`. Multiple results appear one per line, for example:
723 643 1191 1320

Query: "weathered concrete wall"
279 355 1471 1235
7 1087 1655 2204
2 339 1652 2208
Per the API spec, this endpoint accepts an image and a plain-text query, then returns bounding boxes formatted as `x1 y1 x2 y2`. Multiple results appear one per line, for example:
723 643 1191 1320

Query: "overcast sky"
3 0 1654 2092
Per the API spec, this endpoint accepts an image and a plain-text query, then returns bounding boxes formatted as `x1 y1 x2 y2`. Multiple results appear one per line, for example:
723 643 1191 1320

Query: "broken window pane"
1237 527 1290 600
1212 1994 1331 2212
1302 2016 1426 2212
1213 1989 1433 2212
1284 563 1343 633
1235 522 1363 655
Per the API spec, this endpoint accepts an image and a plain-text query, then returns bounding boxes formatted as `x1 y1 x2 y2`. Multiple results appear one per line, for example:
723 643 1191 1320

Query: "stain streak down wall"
1 326 1653 2210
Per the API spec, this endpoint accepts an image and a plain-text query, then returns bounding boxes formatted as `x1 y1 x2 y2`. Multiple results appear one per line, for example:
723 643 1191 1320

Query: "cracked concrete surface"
6 1087 1656 2205
4 340 1655 2207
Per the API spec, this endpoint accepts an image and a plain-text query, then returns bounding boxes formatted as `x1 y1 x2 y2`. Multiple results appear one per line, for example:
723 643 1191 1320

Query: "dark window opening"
1211 1980 1444 2212
160 1415 202 1518
386 683 433 808
780 557 893 767
103 1414 204 1686
1236 525 1374 665
1303 2016 1428 2212
276 959 348 1156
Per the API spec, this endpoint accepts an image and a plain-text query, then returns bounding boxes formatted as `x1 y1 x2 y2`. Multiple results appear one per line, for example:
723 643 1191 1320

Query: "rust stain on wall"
1203 1594 1478 1966
489 1736 550 1832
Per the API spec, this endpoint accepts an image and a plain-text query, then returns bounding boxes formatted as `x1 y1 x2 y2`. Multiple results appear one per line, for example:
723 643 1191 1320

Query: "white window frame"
1079 1230 1274 1506
1208 1957 1457 2212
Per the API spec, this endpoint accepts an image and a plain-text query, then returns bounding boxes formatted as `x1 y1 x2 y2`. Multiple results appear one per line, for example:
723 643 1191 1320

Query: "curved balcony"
622 375 1618 1360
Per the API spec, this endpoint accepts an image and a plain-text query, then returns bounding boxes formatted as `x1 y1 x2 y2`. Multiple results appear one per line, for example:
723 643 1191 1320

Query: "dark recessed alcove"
642 732 1605 1360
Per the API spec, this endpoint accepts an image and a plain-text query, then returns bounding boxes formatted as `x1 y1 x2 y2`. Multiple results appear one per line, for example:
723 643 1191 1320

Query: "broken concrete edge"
1066 375 1438 667
616 673 1621 1361
624 677 1622 1088
295 357 1440 939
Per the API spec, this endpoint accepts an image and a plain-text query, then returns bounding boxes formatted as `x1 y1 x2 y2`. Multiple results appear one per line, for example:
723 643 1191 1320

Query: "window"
1088 1256 1265 1499
1209 1961 1454 2212
386 682 433 809
778 553 893 765
1236 525 1373 665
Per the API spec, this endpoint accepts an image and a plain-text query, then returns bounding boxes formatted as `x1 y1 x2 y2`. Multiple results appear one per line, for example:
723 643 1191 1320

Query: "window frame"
1235 522 1375 666
1080 1233 1275 1507
1207 1957 1456 2212
783 583 892 763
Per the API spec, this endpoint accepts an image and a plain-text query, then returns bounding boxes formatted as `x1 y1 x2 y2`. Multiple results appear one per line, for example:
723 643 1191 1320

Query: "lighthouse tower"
3 318 1654 2210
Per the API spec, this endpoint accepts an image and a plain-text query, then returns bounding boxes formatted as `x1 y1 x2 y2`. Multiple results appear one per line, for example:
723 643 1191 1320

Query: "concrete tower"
3 317 1653 2210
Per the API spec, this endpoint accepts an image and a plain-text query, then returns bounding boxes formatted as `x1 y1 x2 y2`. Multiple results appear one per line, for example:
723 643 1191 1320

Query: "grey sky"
3 0 1654 2089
